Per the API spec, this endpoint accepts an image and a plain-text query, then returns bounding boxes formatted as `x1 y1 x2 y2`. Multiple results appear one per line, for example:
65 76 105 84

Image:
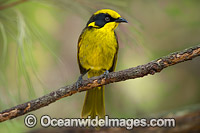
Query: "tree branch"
0 0 28 10
0 44 200 122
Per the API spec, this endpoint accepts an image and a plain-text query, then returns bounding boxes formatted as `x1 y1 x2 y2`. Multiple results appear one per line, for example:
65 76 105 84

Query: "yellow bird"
77 9 127 118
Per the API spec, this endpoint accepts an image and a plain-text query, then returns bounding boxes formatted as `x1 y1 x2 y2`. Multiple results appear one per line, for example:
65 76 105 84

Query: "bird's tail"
81 70 105 119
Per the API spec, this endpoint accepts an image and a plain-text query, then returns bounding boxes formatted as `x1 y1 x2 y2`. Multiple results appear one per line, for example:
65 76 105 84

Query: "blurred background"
0 0 200 132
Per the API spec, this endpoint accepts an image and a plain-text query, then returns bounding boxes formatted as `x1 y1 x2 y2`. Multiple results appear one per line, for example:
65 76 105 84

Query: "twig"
0 44 200 122
0 0 28 10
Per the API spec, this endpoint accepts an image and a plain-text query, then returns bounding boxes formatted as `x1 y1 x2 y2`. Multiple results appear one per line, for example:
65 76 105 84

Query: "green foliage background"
0 0 200 132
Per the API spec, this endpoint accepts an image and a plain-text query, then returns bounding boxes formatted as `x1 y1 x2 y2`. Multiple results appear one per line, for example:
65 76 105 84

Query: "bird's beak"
115 17 128 23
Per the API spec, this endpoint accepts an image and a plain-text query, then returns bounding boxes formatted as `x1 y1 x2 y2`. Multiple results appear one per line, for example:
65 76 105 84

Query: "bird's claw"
76 76 83 89
103 70 109 79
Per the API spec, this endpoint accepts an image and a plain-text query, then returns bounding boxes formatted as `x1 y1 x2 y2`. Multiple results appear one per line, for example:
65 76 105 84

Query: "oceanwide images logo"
24 114 176 129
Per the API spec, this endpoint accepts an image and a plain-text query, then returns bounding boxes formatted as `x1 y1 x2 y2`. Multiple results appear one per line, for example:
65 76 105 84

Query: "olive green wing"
108 31 119 72
77 28 88 74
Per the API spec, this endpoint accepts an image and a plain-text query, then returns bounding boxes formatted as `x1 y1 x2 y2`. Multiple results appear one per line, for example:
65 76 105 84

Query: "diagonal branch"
0 44 200 122
0 0 29 10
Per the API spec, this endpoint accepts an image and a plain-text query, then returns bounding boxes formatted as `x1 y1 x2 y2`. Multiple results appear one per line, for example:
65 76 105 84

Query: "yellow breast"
78 28 118 71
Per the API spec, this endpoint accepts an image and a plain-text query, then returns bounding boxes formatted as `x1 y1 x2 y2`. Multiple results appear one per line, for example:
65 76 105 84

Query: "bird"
77 9 127 119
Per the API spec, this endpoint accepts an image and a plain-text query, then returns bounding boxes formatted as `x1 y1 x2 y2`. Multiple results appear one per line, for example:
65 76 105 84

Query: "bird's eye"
105 17 110 21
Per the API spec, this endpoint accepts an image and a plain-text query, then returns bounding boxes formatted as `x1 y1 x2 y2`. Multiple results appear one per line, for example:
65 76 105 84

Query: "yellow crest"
94 9 121 19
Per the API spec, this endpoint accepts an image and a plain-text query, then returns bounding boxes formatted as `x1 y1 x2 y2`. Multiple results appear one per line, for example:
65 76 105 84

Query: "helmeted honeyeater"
77 9 127 118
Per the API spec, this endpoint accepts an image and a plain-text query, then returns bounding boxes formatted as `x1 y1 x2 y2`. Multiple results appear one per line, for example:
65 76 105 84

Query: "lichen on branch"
0 44 200 122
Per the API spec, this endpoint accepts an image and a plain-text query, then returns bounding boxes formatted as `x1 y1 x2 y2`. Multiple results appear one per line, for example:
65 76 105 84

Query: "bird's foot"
76 75 83 89
103 70 109 79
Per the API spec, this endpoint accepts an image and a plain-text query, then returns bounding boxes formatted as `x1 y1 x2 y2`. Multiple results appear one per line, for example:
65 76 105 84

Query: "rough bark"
0 44 200 122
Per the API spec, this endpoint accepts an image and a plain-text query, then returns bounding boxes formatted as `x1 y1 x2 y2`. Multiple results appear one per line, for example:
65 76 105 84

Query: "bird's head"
86 9 128 31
